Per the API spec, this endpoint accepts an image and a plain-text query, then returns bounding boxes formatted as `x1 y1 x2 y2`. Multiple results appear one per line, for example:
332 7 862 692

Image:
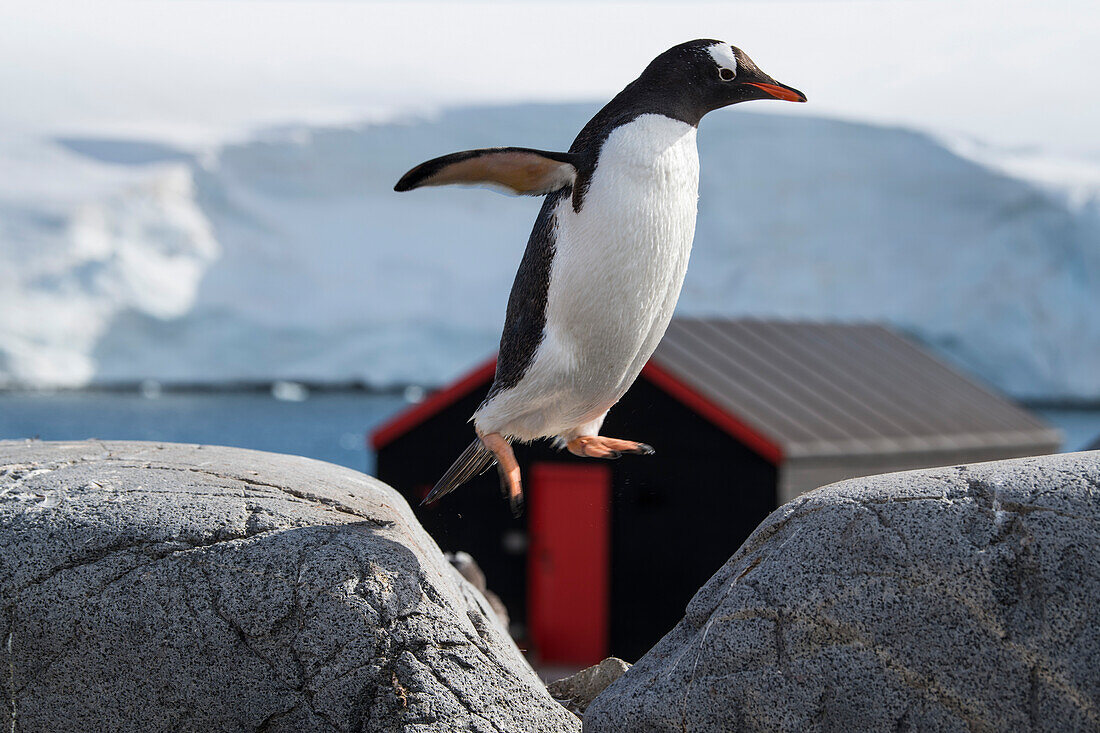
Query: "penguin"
395 39 805 515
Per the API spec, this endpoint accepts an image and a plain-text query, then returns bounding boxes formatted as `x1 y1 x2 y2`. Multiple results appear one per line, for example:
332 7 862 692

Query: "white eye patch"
708 43 738 78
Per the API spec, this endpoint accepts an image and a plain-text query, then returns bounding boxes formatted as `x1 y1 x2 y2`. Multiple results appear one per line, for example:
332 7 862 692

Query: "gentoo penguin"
395 39 805 515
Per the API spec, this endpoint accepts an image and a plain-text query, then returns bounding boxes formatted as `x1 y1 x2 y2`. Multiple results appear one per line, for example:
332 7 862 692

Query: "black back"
485 188 568 401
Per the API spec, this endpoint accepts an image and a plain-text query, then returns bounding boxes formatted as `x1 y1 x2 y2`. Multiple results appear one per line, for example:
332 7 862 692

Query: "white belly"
477 115 699 440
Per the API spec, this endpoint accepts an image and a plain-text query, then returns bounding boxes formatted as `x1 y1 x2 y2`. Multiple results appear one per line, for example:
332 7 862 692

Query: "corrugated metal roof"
652 318 1061 459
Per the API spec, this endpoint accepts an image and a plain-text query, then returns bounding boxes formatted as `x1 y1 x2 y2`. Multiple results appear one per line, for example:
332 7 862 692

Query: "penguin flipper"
422 437 497 505
395 147 577 196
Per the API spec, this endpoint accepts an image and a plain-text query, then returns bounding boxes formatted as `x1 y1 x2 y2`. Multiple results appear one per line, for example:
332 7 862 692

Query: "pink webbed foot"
565 436 655 460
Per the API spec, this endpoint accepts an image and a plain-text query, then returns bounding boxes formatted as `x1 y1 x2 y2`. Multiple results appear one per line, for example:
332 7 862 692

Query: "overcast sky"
1 1 1097 154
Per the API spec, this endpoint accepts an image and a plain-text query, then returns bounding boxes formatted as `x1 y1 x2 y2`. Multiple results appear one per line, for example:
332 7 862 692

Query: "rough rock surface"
548 658 631 716
585 452 1100 732
0 440 579 733
446 551 509 630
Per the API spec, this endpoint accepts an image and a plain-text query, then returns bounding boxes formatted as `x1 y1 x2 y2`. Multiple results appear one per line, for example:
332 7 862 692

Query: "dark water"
0 390 410 474
0 393 1096 480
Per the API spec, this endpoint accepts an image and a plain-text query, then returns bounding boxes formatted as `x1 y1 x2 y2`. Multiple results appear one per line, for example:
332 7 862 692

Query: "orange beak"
745 82 807 103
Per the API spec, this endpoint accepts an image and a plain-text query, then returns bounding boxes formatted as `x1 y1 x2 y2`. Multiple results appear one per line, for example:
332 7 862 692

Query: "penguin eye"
719 67 736 82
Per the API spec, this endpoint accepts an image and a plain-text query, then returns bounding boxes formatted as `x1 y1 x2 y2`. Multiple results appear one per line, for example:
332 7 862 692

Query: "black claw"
635 443 656 455
607 450 622 460
510 491 525 518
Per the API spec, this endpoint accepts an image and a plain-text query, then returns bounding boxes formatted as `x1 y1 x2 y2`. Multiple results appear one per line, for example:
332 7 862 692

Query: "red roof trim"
371 355 784 464
641 361 784 464
370 357 497 449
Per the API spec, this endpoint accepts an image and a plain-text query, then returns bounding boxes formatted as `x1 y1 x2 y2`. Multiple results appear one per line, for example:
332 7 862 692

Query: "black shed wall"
375 373 777 661
600 377 777 661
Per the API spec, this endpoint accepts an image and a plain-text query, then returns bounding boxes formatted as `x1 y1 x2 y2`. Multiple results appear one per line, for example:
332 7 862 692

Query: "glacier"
1 103 1098 401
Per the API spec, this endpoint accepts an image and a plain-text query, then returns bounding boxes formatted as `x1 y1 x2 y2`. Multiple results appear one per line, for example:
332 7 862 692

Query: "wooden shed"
371 318 1060 665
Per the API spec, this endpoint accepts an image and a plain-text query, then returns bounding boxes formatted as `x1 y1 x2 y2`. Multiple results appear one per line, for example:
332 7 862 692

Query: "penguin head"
637 40 806 123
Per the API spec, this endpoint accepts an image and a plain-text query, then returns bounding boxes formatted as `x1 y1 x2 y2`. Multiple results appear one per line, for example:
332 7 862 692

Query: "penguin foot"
566 436 655 460
480 432 524 517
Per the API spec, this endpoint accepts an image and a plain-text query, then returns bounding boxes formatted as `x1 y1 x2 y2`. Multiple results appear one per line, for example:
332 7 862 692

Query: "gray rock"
0 440 579 733
585 452 1100 732
446 551 509 630
548 658 631 716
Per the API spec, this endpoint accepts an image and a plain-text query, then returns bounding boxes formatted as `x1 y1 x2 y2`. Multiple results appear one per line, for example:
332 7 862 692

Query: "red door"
527 462 611 666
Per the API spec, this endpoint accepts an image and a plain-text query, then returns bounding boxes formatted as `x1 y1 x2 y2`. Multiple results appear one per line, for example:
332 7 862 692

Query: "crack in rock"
16 526 292 595
166 465 396 528
6 625 14 733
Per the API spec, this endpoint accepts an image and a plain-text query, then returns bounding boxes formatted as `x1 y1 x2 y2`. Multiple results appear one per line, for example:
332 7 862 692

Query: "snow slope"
2 104 1098 400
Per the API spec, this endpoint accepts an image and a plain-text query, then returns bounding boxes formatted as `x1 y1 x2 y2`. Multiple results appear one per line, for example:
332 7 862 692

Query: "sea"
0 391 1097 476
0 389 410 475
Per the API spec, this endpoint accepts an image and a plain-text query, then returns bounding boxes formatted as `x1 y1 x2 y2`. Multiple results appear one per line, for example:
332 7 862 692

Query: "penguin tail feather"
422 438 496 506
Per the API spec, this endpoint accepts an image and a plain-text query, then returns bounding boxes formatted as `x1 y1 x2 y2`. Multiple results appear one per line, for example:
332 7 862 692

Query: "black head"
632 39 806 126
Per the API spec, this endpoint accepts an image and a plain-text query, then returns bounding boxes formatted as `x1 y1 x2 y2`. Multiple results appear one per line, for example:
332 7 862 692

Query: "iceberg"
1 104 1098 401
